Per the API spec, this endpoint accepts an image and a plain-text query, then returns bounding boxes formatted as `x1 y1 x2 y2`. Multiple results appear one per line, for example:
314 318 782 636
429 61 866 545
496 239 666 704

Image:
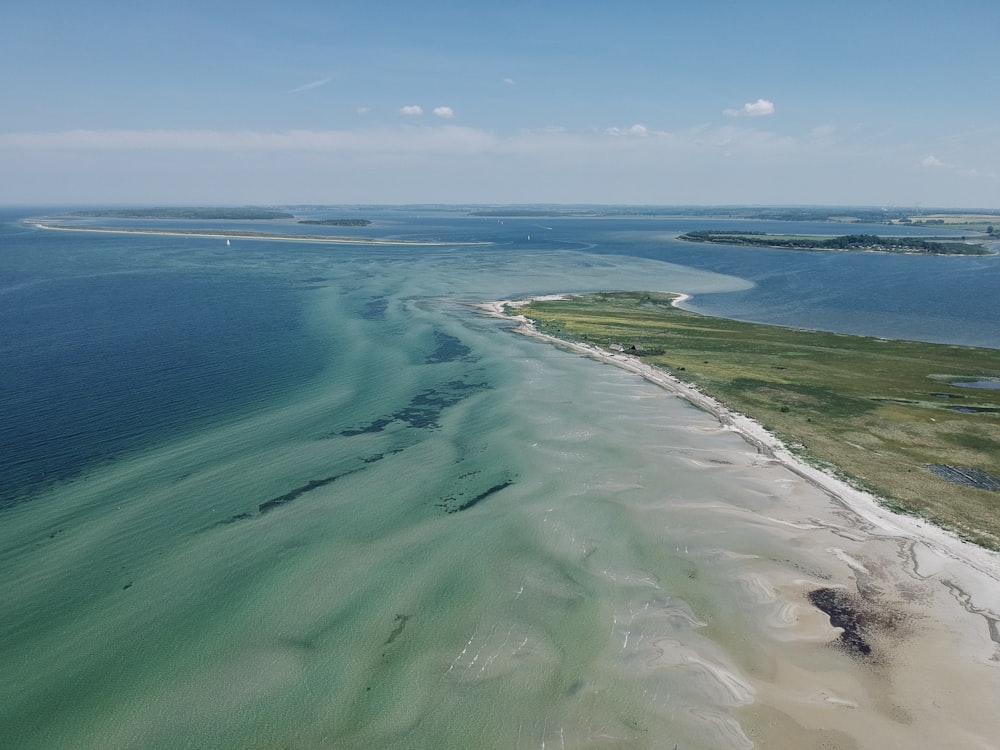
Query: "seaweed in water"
425 331 474 364
258 474 350 515
384 614 412 645
361 297 389 320
340 379 488 435
438 479 515 514
221 468 362 524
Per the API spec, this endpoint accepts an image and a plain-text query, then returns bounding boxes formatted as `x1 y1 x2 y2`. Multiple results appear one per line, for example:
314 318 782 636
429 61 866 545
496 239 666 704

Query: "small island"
679 230 991 255
297 219 372 227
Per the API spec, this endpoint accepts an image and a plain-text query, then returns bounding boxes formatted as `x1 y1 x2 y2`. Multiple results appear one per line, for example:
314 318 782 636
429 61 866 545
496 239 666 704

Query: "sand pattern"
5 214 1000 749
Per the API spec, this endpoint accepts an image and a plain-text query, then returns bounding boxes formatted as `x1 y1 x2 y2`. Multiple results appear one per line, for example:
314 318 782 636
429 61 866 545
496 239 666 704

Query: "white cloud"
921 155 948 168
503 77 516 85
0 126 497 155
0 124 802 159
400 105 423 116
605 124 650 137
4 123 992 206
356 106 370 115
723 98 775 117
433 106 455 119
288 77 332 93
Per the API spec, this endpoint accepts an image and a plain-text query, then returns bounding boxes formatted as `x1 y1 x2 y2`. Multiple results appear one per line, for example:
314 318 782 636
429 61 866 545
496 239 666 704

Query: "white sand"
482 295 1000 749
30 221 481 246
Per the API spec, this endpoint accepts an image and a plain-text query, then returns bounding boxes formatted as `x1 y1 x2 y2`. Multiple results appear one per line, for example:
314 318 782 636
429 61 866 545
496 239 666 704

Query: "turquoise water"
2 209 998 749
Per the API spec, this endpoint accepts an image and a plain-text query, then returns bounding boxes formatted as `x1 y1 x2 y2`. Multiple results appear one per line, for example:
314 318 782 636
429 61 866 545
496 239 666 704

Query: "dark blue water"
0 211 322 506
475 215 1000 347
3 207 998 507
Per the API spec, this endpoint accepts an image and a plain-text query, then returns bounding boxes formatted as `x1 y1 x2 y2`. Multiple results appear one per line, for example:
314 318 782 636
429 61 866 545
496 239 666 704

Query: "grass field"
892 213 1000 233
517 292 1000 549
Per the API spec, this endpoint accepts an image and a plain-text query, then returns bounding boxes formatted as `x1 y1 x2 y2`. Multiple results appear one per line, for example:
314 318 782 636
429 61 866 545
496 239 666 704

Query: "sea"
2 207 998 749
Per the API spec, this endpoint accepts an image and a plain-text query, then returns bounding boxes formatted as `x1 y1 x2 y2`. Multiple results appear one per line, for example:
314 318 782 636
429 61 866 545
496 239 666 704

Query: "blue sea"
2 207 998 749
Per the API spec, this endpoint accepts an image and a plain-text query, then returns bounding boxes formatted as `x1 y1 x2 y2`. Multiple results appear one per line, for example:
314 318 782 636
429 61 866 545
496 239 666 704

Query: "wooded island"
680 230 991 255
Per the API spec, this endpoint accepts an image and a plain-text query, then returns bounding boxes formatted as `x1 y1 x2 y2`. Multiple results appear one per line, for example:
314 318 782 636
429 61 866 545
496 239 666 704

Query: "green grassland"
892 213 1000 234
516 292 1000 549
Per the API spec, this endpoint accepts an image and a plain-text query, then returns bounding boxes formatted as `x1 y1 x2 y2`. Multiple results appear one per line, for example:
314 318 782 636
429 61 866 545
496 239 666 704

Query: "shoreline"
29 222 488 247
480 293 1000 632
676 231 996 256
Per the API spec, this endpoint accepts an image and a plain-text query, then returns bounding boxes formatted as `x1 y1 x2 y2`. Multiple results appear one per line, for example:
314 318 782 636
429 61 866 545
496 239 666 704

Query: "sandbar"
482 294 1000 748
30 222 488 247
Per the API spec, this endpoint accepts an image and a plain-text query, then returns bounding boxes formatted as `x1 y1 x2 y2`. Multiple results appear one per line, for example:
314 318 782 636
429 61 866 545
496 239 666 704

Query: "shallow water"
2 209 999 749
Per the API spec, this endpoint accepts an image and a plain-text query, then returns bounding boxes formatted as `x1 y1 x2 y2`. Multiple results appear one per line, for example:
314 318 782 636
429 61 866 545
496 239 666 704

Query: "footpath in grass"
517 292 1000 549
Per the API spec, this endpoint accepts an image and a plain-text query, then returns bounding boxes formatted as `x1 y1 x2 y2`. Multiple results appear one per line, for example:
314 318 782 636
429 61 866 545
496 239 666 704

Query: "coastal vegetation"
298 218 372 226
515 292 1000 549
468 205 1000 225
679 230 990 255
891 212 1000 234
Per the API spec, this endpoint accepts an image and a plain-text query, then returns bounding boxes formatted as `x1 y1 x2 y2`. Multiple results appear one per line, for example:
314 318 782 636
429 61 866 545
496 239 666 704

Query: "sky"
2 0 998 207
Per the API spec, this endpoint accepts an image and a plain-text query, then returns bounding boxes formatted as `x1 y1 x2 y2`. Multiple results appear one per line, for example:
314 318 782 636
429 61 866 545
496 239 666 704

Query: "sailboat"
226 239 231 247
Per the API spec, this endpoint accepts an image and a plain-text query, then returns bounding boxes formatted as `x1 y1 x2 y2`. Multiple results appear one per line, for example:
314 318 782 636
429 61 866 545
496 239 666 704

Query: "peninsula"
679 230 991 255
503 292 1000 548
70 207 295 220
30 223 484 246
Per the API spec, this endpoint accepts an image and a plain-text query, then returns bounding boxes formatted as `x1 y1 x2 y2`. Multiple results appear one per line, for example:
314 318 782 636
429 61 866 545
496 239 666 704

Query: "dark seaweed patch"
384 614 412 645
221 468 362 524
258 474 349 515
339 380 488 435
808 588 873 657
438 478 514 514
223 512 255 523
807 587 906 660
361 297 389 320
426 331 473 364
565 679 585 697
340 418 394 436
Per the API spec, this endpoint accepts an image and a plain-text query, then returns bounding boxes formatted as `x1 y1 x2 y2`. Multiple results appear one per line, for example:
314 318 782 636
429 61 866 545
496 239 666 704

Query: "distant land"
468 205 1000 226
71 207 295 220
679 230 992 255
62 205 1000 234
67 208 373 227
297 219 372 227
32 223 480 246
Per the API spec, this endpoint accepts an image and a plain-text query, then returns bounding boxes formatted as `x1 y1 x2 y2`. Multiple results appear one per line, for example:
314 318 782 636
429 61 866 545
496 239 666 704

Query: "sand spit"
482 295 1000 749
30 222 487 247
483 296 1000 591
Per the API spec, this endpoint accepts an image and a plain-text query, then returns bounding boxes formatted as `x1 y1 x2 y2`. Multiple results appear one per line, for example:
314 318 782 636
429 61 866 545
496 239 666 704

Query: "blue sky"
2 0 998 206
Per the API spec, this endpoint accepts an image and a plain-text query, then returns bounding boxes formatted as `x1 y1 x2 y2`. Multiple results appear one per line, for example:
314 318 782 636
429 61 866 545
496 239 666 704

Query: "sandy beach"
483 295 1000 749
30 221 486 246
